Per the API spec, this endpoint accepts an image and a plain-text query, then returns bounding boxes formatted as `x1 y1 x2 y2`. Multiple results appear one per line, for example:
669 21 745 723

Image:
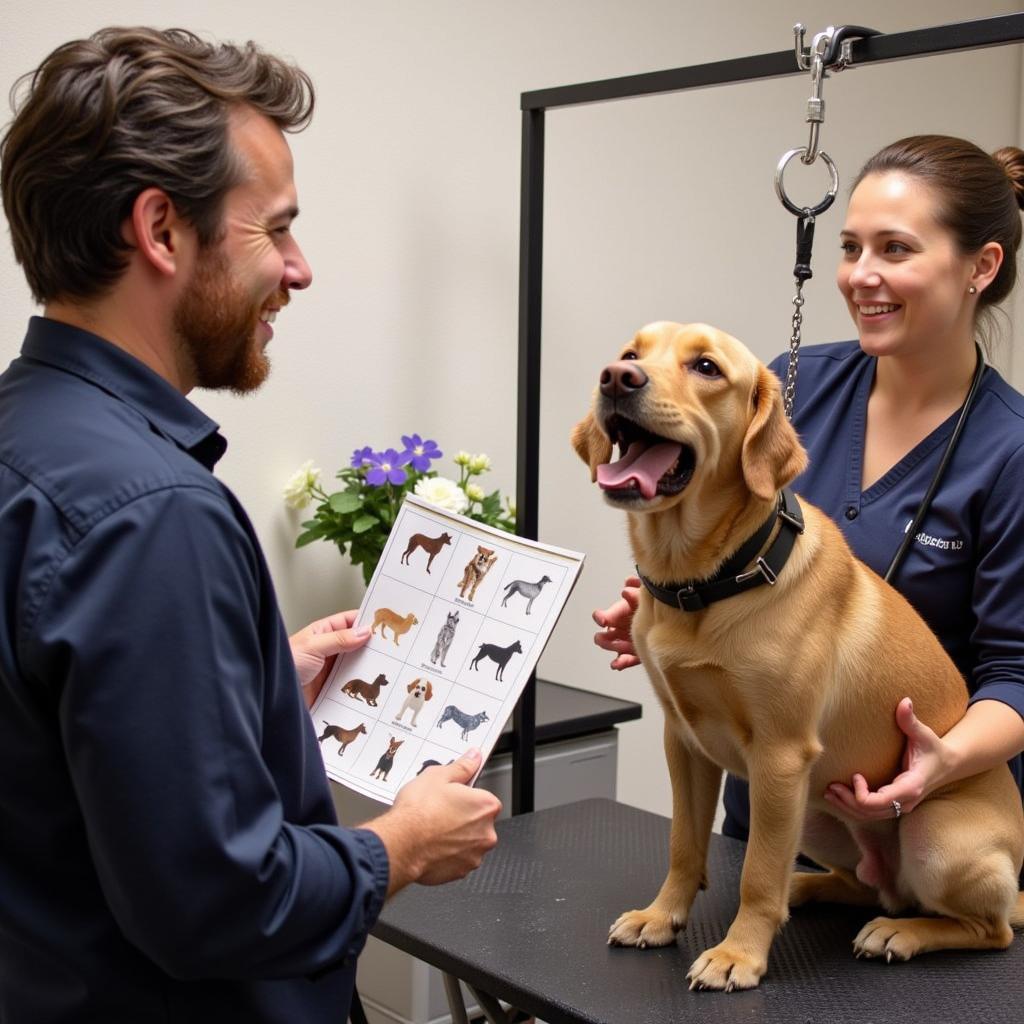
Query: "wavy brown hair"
0 27 315 303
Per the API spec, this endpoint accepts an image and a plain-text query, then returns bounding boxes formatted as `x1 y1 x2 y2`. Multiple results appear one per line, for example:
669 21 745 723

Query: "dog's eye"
693 357 722 378
622 351 638 361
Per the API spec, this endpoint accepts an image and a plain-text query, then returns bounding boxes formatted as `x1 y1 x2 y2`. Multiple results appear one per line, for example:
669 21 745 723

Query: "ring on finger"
891 799 902 820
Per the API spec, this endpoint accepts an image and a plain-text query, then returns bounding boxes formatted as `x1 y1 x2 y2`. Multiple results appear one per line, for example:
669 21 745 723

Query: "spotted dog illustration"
437 705 490 742
458 546 498 601
395 677 434 727
370 736 404 781
401 531 452 573
501 575 553 615
470 639 523 682
430 610 459 668
317 721 367 757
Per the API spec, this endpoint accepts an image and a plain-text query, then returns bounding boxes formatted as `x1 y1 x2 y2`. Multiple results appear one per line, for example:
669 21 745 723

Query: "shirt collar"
21 316 227 470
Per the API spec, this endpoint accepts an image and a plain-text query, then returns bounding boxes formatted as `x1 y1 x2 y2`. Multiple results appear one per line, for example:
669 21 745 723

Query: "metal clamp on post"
774 22 877 420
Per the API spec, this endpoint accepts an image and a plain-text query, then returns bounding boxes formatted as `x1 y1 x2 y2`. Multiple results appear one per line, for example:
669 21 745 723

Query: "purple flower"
401 433 443 472
364 448 410 486
350 445 374 468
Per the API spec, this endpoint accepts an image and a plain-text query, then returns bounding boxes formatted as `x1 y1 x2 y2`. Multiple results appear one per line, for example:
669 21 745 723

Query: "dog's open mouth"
597 414 696 501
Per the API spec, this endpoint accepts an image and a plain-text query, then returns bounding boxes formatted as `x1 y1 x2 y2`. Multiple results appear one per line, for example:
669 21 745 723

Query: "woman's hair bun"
993 146 1024 211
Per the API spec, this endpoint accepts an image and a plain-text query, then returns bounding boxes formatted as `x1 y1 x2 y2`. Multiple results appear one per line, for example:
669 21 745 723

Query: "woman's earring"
968 285 978 295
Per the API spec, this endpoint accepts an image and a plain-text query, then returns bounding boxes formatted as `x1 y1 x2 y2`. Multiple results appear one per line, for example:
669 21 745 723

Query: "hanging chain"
785 281 804 421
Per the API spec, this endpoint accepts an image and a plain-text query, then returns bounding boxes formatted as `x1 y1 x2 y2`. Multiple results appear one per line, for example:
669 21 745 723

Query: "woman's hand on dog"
593 575 643 670
824 698 948 819
290 610 372 708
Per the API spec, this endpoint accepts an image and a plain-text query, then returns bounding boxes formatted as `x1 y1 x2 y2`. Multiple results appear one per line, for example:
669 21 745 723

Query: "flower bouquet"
284 434 516 584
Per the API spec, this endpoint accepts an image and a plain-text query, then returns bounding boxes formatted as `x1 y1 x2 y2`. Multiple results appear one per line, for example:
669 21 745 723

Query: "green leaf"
296 527 325 548
352 513 379 534
329 491 362 514
481 490 502 517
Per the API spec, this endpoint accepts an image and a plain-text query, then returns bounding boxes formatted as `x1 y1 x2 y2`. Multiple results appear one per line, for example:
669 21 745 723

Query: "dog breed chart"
311 495 584 803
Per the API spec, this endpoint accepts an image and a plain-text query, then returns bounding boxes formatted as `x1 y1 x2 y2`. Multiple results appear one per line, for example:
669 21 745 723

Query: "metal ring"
774 147 839 217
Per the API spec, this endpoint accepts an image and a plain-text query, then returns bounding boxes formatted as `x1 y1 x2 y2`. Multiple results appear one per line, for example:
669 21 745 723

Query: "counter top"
492 679 642 755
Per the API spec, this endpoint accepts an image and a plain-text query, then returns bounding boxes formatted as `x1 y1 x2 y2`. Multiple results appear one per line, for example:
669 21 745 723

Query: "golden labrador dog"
572 321 1024 991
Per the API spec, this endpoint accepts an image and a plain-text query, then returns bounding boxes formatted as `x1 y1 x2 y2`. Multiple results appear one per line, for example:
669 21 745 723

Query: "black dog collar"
638 488 804 613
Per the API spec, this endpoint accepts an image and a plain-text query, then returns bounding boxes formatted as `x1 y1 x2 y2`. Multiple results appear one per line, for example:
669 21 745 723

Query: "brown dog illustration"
317 721 367 756
370 736 404 781
458 546 498 601
340 672 390 707
371 607 419 646
401 531 452 573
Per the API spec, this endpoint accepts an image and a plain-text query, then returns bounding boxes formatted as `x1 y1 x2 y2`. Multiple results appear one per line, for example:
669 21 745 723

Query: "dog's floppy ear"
740 366 807 501
407 678 418 693
425 680 433 700
571 410 613 482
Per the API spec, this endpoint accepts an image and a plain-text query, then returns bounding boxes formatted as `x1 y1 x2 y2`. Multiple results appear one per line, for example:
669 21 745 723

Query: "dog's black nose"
600 360 648 398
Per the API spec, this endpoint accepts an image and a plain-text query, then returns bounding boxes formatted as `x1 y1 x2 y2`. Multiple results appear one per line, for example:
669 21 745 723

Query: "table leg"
442 972 473 1024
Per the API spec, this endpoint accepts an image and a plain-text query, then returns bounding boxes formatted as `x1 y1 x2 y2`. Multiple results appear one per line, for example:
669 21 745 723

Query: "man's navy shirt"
0 317 389 1022
724 341 1024 837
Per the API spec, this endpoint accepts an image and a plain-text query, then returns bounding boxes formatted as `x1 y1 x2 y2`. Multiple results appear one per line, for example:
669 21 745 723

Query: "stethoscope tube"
883 343 986 583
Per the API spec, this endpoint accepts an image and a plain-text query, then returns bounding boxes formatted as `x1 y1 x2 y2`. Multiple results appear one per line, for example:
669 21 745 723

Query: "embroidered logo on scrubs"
914 530 964 552
902 518 964 552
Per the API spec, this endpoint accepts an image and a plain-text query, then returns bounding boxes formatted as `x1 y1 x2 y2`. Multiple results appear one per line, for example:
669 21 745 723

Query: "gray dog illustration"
436 704 490 741
430 610 459 667
501 575 553 615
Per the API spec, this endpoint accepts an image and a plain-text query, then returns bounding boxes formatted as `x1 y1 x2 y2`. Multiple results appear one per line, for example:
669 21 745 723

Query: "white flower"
469 453 491 473
414 475 469 515
283 460 321 509
507 499 517 519
453 450 471 467
465 483 485 502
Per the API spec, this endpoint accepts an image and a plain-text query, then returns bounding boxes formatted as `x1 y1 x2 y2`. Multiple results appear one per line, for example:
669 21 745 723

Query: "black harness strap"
638 488 805 613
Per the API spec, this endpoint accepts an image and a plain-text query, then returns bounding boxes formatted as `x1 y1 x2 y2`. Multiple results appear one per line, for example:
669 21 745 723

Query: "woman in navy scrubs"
594 135 1024 839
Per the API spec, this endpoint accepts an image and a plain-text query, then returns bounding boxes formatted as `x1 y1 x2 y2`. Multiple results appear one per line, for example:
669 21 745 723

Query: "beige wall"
2 1 1021 819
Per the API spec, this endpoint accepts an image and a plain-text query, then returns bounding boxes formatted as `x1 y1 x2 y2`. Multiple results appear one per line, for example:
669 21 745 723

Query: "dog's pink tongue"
597 441 682 499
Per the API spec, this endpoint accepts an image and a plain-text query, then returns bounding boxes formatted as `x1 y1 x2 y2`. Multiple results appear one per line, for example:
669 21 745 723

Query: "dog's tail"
1011 892 1024 929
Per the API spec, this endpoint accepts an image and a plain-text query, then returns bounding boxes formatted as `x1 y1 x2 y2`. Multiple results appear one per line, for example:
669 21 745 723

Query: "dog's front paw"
607 907 683 949
852 917 920 962
687 942 766 991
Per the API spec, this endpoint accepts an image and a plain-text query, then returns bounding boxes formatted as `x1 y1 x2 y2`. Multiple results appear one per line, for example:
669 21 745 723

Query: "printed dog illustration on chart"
430 610 460 667
371 607 419 647
401 530 452 573
470 639 523 682
458 546 498 601
341 672 390 707
572 321 1024 991
437 705 490 742
317 721 367 757
395 677 434 727
370 736 404 781
501 575 553 615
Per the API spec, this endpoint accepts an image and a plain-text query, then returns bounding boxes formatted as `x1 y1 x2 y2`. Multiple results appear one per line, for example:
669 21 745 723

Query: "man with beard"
0 27 501 1024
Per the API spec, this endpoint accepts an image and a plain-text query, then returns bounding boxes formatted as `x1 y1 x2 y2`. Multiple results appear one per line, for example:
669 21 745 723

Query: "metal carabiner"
802 28 832 163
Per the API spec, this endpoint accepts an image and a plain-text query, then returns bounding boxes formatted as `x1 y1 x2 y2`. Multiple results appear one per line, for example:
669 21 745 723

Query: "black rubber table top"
373 797 1024 1024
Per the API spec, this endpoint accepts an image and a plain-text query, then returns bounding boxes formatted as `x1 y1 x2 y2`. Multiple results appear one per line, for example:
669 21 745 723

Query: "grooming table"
373 797 1024 1024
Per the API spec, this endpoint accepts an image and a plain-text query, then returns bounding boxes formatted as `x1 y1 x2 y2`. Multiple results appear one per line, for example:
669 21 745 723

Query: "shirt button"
845 506 858 520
